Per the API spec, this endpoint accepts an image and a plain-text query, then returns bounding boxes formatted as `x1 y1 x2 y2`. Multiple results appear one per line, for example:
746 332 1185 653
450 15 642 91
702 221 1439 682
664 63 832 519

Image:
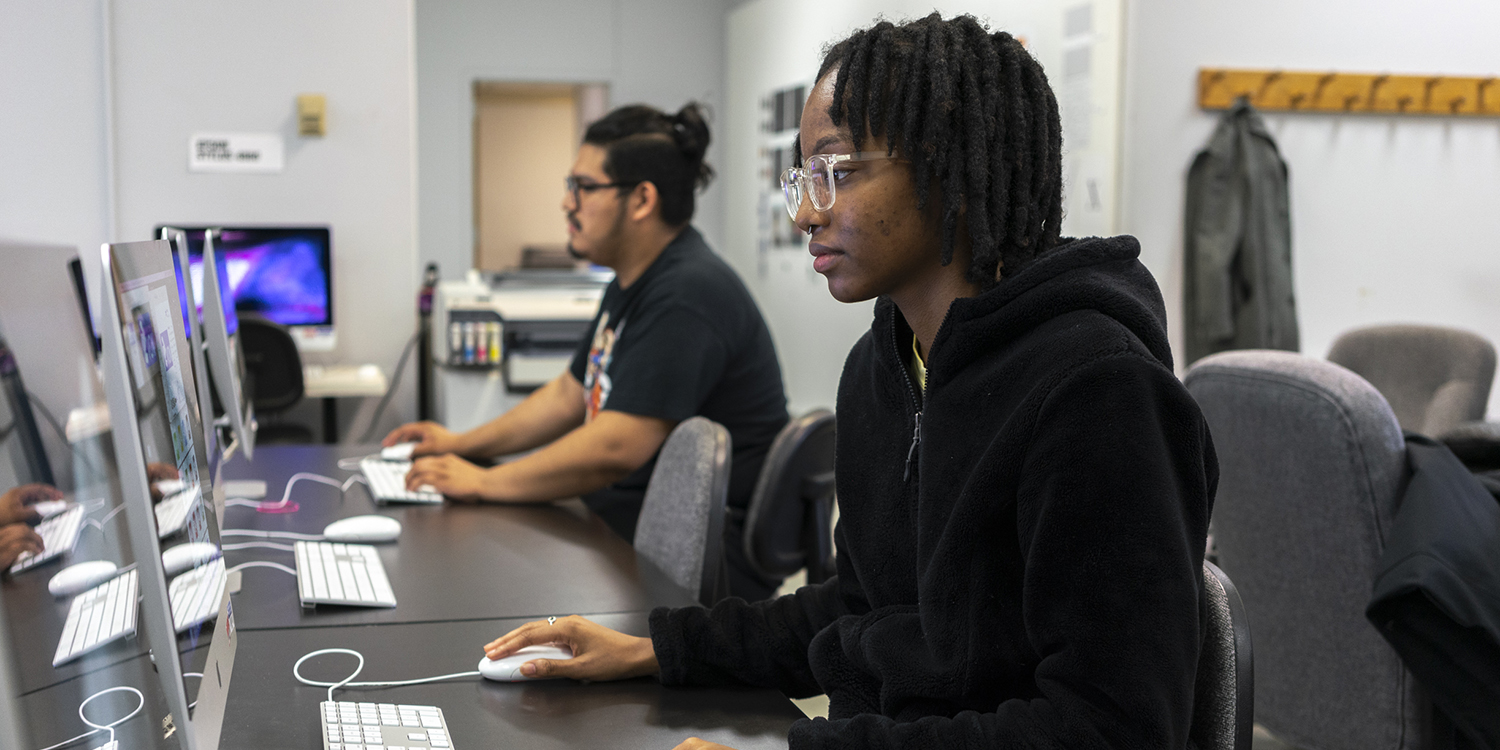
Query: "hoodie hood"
882 235 1173 381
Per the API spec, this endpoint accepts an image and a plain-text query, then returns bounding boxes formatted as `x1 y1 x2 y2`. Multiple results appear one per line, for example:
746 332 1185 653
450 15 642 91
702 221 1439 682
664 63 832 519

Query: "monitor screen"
155 226 332 328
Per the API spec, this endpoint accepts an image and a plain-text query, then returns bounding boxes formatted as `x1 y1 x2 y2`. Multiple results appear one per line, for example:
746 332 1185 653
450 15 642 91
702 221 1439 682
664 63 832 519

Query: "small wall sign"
188 132 285 173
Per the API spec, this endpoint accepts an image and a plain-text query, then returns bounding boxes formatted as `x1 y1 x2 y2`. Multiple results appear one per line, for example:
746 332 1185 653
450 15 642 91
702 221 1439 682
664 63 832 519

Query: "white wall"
415 0 734 281
107 0 420 437
1120 0 1500 417
726 0 1124 415
0 1 110 256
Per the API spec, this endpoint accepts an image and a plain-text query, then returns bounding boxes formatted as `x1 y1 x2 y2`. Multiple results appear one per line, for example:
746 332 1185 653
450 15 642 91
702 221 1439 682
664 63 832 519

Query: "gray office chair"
1185 350 1427 750
743 409 836 584
1327 324 1495 437
633 417 730 607
1191 560 1255 750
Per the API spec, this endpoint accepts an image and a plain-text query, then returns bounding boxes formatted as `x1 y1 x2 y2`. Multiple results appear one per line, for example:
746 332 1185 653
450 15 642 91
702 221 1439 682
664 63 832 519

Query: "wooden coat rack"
1199 68 1500 116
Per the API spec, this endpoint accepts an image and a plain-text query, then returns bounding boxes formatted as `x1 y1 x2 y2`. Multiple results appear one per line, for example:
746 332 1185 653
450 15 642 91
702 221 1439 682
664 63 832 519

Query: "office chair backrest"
1185 350 1424 750
634 417 730 606
1191 560 1254 750
743 409 836 583
1328 324 1496 437
237 314 304 413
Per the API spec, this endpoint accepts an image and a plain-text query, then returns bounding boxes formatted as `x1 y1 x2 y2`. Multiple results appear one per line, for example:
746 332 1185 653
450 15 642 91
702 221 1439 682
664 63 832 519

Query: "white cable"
44 685 142 750
96 504 126 526
225 561 297 577
220 529 324 541
293 648 481 704
228 472 362 512
220 541 296 552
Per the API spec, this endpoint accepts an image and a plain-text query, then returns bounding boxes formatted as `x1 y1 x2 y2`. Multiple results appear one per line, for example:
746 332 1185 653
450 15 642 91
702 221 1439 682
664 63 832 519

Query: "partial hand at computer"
483 615 659 682
406 455 488 502
0 483 56 525
146 462 179 502
383 421 463 458
0 521 44 569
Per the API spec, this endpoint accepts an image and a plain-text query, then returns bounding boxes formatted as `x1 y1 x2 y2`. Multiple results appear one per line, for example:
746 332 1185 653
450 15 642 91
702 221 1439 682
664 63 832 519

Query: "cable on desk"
221 529 324 541
226 561 297 577
34 685 144 750
82 504 127 535
221 540 296 552
224 472 365 514
294 648 481 704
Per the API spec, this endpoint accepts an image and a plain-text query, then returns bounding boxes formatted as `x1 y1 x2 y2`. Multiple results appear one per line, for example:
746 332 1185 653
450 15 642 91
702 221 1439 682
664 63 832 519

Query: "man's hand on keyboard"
405 455 483 502
383 421 462 458
0 521 44 569
1 483 56 525
484 615 659 682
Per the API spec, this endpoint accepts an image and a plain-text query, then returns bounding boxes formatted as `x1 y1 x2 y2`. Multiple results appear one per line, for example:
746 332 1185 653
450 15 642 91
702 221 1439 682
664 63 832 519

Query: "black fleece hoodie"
650 236 1218 749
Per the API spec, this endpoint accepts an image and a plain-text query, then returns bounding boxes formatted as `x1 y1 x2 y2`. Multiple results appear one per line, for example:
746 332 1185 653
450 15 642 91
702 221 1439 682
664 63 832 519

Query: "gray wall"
0 0 111 256
1120 0 1500 414
415 0 734 280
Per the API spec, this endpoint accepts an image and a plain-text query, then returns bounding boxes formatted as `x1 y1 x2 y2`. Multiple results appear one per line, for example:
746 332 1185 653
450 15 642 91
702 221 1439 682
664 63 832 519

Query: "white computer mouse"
162 542 220 576
322 515 402 543
477 645 574 681
31 500 70 520
48 561 119 598
381 442 417 461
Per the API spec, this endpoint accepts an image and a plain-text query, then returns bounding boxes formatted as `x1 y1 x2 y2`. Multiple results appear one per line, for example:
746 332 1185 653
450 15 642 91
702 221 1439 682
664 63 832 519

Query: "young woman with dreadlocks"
480 14 1217 750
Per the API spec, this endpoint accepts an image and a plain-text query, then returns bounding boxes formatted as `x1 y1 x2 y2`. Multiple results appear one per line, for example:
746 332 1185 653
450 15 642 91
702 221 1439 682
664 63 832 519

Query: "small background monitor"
154 225 332 329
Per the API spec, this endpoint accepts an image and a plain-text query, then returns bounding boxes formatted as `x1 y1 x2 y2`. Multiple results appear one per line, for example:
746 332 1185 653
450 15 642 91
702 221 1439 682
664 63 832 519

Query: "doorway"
472 82 608 271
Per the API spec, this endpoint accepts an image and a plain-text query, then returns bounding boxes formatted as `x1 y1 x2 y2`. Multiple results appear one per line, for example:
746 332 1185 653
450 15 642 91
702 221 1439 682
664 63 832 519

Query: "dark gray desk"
19 615 802 750
10 444 802 749
220 445 697 629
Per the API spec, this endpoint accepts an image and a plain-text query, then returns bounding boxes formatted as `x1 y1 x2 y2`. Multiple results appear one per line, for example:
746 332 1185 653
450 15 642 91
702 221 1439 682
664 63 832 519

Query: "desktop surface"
218 444 697 629
17 613 802 750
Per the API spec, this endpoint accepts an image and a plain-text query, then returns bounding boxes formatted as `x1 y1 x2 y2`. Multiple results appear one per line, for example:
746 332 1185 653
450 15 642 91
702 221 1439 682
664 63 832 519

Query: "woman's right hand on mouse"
483 615 659 682
382 421 461 458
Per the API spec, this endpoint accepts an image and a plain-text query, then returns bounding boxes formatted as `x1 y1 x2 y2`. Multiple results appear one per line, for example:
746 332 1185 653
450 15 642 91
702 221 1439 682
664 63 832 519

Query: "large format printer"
431 269 610 432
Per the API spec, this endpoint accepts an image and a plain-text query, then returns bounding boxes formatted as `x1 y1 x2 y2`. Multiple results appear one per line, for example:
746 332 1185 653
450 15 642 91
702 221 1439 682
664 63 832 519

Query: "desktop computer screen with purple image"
156 226 332 330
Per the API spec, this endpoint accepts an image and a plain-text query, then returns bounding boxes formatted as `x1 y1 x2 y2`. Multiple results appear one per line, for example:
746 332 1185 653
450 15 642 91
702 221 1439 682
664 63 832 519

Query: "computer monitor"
97 239 235 750
152 225 333 328
0 335 52 490
0 240 111 491
165 228 255 465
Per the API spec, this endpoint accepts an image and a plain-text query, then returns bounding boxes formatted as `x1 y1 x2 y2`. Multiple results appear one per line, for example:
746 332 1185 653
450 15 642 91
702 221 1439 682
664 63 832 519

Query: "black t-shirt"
569 226 788 574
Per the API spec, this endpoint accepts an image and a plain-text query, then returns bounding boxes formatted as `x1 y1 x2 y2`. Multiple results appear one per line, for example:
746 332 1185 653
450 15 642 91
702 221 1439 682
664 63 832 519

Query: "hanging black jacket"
650 236 1218 749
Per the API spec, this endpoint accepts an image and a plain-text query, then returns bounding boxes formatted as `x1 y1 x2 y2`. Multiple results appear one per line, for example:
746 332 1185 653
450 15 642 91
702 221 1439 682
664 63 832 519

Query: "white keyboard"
294 541 396 608
155 486 200 538
10 505 85 573
360 459 442 504
320 701 455 750
169 557 226 633
53 569 138 666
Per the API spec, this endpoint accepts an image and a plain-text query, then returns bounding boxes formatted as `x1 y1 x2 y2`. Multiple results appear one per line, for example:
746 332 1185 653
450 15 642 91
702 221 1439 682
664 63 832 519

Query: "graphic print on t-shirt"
582 311 624 422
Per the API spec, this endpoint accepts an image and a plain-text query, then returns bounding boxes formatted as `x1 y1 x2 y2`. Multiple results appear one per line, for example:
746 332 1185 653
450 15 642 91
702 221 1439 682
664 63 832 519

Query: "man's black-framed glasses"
565 175 641 203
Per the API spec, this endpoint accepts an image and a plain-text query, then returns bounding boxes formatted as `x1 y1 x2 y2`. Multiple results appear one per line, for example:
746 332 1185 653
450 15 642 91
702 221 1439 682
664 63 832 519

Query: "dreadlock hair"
810 13 1063 287
584 102 715 227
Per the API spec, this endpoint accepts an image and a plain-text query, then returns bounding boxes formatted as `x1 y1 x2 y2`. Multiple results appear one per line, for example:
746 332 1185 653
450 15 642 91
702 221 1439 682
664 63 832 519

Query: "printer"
433 268 610 393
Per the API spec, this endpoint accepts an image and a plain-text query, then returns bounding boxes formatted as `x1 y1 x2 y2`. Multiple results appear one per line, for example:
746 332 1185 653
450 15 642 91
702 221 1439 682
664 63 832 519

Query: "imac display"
98 239 235 750
153 225 332 328
199 230 255 460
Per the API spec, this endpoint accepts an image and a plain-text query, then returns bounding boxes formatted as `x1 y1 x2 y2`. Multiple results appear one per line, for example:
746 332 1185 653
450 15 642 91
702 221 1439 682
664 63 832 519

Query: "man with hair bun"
386 102 791 601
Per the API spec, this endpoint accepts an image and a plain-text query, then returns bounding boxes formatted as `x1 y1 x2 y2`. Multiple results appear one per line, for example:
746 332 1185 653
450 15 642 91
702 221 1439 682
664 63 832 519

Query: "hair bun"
671 102 714 190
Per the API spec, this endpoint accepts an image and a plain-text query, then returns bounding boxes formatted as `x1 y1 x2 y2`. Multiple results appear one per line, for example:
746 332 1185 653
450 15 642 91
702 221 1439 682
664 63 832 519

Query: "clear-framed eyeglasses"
779 151 899 220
